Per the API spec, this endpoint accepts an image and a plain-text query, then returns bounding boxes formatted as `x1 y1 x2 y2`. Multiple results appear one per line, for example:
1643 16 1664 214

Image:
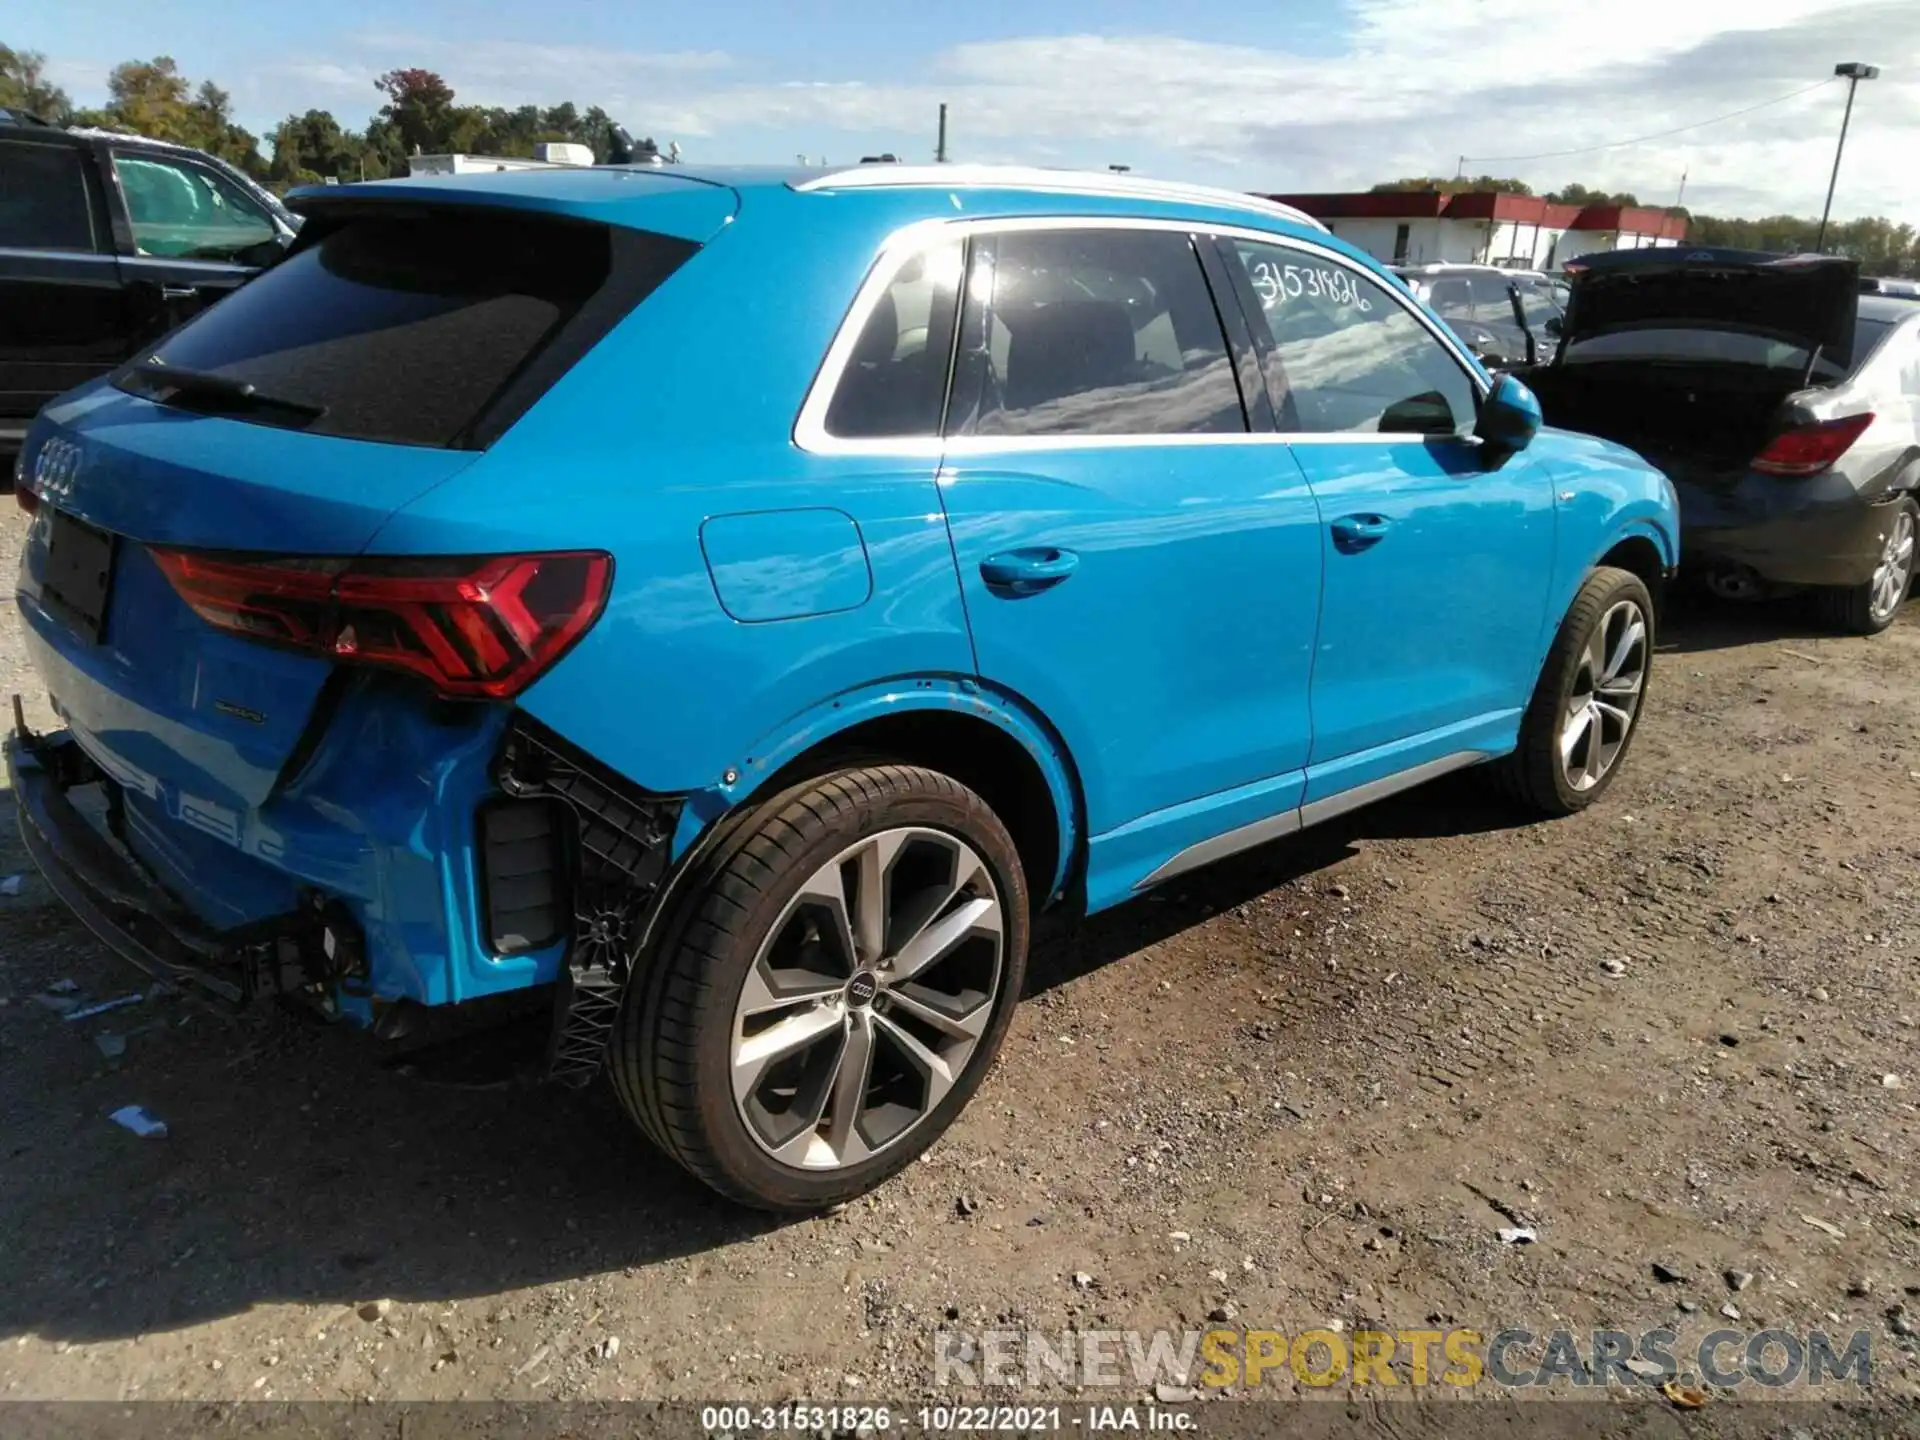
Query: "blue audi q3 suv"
9 163 1678 1209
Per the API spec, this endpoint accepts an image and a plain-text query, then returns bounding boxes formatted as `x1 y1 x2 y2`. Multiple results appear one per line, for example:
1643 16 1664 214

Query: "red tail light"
149 549 612 700
1752 413 1874 477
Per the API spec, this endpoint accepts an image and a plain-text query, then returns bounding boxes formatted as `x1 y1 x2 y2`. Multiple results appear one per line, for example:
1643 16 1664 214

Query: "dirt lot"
1 504 1917 1416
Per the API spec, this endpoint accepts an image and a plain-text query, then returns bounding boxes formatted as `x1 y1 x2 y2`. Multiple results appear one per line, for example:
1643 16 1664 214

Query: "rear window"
0 140 97 252
120 208 695 448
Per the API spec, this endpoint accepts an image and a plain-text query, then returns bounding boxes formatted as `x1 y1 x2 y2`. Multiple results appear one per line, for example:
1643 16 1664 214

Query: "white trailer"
406 143 597 177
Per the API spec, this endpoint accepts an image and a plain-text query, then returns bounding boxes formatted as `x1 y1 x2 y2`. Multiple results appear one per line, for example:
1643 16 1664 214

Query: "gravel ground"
1 507 1917 1418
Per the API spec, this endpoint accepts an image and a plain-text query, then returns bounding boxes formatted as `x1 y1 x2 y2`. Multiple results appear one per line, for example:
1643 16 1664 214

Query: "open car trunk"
1522 360 1809 478
1520 248 1860 482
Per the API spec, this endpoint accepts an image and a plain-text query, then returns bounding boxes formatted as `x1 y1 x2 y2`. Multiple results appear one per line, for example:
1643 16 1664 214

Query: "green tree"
0 44 71 121
269 108 373 183
99 55 192 138
1370 176 1533 196
1544 182 1642 208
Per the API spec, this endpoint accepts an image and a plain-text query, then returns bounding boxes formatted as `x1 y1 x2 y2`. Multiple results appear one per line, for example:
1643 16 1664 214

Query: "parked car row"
0 144 1912 1212
0 108 298 464
1392 261 1567 370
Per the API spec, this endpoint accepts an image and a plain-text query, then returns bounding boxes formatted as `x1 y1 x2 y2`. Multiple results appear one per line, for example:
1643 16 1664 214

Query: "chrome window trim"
793 215 1489 458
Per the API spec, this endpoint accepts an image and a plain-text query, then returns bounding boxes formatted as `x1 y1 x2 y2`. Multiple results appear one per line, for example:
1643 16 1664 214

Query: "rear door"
1220 235 1555 796
932 222 1326 905
0 136 125 451
104 146 284 357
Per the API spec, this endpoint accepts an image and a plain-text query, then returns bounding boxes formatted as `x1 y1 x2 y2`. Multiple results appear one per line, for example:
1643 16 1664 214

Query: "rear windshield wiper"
124 362 327 421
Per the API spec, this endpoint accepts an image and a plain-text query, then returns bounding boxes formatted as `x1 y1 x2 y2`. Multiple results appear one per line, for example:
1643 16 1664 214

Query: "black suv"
0 109 297 465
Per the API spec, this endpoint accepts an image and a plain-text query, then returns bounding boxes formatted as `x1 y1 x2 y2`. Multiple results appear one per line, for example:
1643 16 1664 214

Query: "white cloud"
236 0 1920 219
654 0 1919 219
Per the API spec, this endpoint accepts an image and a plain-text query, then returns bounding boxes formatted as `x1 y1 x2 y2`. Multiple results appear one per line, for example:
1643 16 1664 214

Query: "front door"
1217 235 1556 801
934 223 1326 907
106 147 280 357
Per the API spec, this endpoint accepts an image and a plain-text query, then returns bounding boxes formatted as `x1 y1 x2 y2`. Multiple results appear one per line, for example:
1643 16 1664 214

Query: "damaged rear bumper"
6 709 368 1010
1674 471 1896 589
9 700 694 1083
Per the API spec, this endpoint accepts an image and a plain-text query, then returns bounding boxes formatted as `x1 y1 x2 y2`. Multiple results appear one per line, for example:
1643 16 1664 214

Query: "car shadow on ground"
0 761 1540 1345
1025 767 1531 1000
0 589 1848 1345
1655 586 1916 655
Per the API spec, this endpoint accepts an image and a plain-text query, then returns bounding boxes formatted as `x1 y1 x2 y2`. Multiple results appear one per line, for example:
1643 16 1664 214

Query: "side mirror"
1477 373 1543 456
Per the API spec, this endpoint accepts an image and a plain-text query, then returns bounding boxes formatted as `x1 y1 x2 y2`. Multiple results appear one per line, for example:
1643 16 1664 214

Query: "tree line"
6 43 1916 275
0 44 631 185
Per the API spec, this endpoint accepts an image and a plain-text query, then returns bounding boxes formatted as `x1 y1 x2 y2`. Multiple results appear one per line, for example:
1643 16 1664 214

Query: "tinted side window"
952 229 1245 437
825 239 963 438
1233 241 1479 436
0 140 96 251
112 151 276 261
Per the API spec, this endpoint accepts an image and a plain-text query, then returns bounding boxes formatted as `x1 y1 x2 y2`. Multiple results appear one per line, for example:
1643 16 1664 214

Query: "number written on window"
1248 259 1372 313
1232 239 1476 437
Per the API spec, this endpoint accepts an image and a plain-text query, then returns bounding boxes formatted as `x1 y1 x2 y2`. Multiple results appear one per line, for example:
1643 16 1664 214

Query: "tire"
610 764 1029 1212
1813 495 1917 636
1496 565 1655 817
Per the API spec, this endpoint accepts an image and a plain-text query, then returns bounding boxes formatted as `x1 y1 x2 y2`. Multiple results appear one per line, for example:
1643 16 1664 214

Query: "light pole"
1817 61 1878 252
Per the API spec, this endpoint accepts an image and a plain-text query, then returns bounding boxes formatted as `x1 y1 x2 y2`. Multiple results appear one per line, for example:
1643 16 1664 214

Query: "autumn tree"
0 44 70 121
374 67 458 155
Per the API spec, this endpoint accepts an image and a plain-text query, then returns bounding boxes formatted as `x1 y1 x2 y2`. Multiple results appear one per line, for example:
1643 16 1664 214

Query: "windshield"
1848 317 1894 370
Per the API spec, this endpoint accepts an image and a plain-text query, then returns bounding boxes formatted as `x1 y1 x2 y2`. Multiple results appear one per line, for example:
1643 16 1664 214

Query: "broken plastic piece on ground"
95 1031 127 1059
0 873 23 896
64 993 144 1022
109 1105 168 1139
1498 1226 1538 1245
32 993 78 1014
1661 1380 1709 1409
47 978 78 993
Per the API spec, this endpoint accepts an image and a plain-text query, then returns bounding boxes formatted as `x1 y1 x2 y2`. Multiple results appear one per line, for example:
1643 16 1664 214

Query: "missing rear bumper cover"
6 721 369 1010
492 715 684 1086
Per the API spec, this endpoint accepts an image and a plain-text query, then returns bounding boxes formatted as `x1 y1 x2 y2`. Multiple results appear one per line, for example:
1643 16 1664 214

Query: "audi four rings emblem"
30 437 82 505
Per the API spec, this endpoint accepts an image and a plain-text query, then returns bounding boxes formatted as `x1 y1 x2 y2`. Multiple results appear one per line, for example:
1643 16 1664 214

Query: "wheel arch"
672 677 1086 909
1595 529 1671 612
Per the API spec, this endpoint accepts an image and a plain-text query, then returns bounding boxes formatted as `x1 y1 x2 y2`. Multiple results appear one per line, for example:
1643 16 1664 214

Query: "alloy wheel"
1560 598 1648 793
730 827 1005 1170
1869 508 1916 623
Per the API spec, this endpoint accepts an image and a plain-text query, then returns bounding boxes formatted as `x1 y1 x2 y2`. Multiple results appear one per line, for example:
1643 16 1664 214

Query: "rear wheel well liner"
751 706 1074 907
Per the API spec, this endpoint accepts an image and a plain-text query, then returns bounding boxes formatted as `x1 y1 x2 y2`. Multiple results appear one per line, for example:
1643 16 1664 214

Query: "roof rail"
789 164 1328 232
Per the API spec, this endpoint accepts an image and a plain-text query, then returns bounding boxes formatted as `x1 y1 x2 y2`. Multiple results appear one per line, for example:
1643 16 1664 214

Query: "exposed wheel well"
755 710 1066 904
1598 535 1667 613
